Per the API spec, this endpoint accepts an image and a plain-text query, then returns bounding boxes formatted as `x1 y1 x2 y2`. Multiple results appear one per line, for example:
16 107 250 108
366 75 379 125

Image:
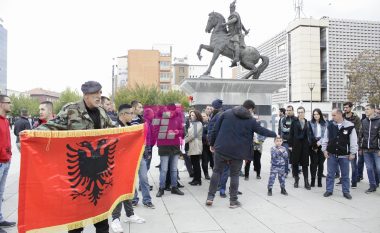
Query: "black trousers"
292 164 309 180
68 219 109 233
201 145 213 175
190 154 202 182
244 150 261 177
310 147 325 179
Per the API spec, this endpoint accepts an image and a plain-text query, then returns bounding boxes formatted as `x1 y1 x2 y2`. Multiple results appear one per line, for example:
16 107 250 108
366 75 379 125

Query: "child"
268 136 288 196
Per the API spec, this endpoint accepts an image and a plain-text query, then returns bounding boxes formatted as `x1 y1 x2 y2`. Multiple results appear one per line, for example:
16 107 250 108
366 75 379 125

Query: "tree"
53 88 81 113
114 84 190 109
347 50 380 105
9 94 40 117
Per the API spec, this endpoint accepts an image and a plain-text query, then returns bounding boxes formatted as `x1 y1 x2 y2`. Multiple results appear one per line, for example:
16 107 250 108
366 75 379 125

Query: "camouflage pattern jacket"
37 100 114 130
270 146 288 167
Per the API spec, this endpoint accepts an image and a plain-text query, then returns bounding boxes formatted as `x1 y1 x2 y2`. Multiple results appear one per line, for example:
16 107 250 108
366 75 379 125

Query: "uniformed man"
37 81 114 232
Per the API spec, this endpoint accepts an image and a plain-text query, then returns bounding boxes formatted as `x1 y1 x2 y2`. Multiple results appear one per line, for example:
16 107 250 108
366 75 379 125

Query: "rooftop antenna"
294 0 306 19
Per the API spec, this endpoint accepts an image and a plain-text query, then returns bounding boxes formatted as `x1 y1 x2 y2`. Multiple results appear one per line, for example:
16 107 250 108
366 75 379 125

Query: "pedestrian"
201 112 213 180
289 106 311 190
185 110 203 186
322 108 357 200
206 100 276 208
308 108 327 187
14 109 32 151
37 81 114 232
267 136 288 196
0 95 16 229
360 104 380 194
110 104 145 233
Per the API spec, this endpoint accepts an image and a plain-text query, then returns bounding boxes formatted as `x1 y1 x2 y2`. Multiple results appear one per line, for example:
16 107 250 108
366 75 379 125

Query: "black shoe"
256 175 261 179
281 187 288 195
365 187 376 194
357 176 363 182
244 177 249 181
220 192 227 198
189 180 202 186
171 187 184 195
156 188 164 197
0 221 16 228
336 179 342 185
143 202 156 209
351 183 357 189
310 178 315 187
343 193 352 200
189 173 194 178
205 174 210 180
229 200 241 208
155 164 160 168
267 188 272 196
164 186 171 191
304 180 311 190
294 177 299 188
177 182 185 188
238 191 243 195
131 200 138 207
323 191 333 197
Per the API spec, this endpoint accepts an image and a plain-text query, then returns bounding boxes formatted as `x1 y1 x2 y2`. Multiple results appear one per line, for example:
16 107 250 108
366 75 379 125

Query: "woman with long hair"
308 108 327 187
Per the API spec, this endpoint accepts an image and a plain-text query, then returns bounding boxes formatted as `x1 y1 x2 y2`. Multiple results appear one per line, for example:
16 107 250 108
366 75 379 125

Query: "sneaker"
323 191 333 197
124 214 145 224
205 199 213 206
131 200 138 207
143 202 155 209
111 219 124 233
343 193 352 200
365 187 376 194
0 221 16 228
229 200 241 208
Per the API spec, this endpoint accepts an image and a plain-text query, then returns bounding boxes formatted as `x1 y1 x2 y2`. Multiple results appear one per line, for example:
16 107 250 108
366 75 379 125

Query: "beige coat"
185 121 203 156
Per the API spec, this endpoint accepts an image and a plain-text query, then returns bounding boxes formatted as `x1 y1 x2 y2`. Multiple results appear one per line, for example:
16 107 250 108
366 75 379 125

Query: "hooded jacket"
360 115 380 150
210 106 276 160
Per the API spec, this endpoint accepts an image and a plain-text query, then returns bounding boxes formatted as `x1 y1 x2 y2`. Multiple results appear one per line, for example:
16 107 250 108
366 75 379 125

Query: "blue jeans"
363 151 380 189
358 153 365 178
326 155 350 194
133 158 151 204
159 155 179 189
218 164 230 194
0 162 11 222
350 155 358 185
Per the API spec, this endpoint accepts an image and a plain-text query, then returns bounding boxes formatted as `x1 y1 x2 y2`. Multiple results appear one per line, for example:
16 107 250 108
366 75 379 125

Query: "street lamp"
308 83 315 118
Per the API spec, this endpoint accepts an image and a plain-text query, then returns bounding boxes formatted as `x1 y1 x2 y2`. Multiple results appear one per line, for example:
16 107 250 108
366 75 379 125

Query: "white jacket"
185 121 203 156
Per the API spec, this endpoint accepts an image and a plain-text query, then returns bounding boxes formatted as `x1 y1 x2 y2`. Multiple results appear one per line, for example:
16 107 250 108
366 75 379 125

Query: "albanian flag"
18 125 145 233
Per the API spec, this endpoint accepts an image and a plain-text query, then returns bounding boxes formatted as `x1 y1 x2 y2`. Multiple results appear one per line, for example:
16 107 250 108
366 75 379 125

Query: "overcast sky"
0 0 379 96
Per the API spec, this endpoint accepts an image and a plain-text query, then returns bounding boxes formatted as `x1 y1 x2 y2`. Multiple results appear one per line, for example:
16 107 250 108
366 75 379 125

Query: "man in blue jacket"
206 100 276 208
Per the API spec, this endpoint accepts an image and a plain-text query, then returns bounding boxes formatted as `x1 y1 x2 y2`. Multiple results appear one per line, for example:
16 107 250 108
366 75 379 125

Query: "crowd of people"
0 80 380 233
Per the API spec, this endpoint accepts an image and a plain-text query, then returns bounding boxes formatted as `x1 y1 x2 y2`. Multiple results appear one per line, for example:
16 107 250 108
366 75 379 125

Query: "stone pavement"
3 133 380 233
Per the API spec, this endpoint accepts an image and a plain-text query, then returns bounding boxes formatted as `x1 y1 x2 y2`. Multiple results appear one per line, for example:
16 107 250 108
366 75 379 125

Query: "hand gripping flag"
18 125 145 232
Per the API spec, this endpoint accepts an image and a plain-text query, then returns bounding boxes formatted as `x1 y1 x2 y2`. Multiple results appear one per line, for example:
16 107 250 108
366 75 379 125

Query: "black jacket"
14 117 31 143
210 106 276 160
360 116 380 150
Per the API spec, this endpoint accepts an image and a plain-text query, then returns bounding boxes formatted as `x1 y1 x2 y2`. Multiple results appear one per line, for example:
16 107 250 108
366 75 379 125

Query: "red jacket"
0 115 12 162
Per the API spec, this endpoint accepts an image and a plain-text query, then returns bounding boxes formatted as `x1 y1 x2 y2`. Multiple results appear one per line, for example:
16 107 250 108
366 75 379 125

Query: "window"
179 67 185 73
160 84 170 91
277 43 286 56
160 61 170 69
160 72 171 81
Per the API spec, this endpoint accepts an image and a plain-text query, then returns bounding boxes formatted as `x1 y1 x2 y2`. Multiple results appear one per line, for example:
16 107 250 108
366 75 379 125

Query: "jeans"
350 155 358 185
358 153 365 178
133 158 151 204
218 164 230 194
0 162 10 222
68 219 108 233
112 200 134 220
326 155 350 194
159 155 179 189
208 152 243 202
363 151 380 189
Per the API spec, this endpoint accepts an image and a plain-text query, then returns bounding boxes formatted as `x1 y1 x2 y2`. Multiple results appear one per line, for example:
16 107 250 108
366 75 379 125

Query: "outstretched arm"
242 24 250 35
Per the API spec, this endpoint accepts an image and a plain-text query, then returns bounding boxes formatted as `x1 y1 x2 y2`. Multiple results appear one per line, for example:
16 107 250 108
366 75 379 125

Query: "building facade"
233 17 380 109
0 21 7 94
25 88 60 103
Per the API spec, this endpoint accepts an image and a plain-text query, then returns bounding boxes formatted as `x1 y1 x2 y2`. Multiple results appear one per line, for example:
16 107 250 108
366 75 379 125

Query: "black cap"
81 81 102 94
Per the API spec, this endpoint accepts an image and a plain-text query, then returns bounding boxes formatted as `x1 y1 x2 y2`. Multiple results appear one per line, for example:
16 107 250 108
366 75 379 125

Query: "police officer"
321 108 358 200
38 81 114 232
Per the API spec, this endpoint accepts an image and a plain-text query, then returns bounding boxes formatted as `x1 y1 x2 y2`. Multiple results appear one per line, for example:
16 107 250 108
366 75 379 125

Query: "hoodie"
210 106 276 160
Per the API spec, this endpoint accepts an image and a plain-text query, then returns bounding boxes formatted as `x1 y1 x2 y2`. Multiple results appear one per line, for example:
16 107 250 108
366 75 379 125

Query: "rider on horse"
224 0 250 67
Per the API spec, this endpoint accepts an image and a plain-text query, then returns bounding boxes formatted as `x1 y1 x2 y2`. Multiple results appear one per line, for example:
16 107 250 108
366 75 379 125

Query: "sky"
0 0 379 96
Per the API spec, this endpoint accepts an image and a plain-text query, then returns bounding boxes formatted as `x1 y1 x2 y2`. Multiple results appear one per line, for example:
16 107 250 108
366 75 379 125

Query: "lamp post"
308 83 315 118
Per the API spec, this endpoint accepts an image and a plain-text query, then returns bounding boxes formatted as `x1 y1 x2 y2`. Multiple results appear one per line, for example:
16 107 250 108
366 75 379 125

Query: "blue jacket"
210 106 276 160
207 109 223 143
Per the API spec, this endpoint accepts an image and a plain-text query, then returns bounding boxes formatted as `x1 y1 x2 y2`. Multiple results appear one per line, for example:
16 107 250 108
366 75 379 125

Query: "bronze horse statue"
197 12 269 79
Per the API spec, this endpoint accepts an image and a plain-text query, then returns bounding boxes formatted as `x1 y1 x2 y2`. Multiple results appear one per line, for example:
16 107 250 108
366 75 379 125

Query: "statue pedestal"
180 78 286 129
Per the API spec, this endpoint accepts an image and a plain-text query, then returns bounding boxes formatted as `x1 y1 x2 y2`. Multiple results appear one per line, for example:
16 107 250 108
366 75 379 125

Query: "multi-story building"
233 17 380 109
172 57 207 90
0 20 7 94
25 88 60 103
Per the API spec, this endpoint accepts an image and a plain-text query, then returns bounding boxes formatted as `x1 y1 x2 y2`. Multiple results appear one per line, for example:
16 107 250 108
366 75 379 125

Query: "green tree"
347 50 380 105
53 88 81 113
9 94 40 117
114 84 189 109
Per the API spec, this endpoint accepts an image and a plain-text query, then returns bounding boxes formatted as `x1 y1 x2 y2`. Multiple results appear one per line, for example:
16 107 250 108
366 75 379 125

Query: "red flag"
18 125 145 232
